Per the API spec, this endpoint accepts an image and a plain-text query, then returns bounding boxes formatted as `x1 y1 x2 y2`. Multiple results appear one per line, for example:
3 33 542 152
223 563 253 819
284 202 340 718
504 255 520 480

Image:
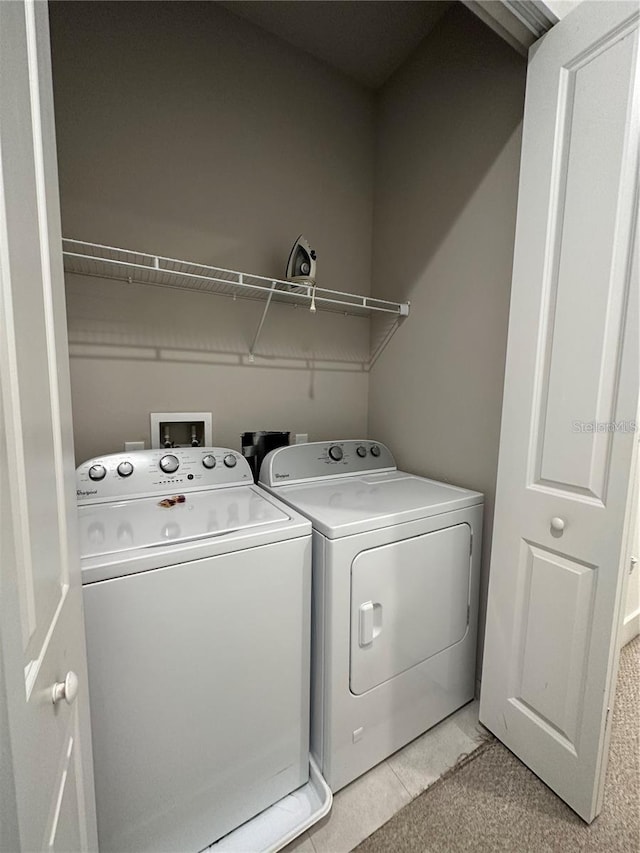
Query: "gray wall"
368 5 527 667
49 1 374 463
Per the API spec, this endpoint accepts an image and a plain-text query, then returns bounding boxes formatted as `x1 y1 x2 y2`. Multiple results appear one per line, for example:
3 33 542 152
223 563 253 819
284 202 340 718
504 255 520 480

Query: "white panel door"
0 1 98 850
480 1 639 824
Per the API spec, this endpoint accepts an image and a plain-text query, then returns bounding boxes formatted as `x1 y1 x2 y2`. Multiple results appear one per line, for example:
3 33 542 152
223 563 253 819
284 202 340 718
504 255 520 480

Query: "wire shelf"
62 239 410 366
62 240 409 318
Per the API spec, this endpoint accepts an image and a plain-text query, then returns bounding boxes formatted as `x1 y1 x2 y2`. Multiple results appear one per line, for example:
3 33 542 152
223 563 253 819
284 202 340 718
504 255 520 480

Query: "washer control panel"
259 440 396 486
76 447 251 504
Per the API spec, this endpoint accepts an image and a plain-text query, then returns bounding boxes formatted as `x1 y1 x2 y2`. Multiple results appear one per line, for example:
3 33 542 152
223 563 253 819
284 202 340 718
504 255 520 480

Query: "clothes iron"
285 235 316 291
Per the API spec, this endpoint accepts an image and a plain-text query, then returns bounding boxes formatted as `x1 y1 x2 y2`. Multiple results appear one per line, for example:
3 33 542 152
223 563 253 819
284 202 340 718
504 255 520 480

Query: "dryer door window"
350 524 471 695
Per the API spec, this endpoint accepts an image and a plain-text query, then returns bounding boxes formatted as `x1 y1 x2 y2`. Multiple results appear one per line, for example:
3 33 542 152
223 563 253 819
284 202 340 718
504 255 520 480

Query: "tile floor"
284 700 487 853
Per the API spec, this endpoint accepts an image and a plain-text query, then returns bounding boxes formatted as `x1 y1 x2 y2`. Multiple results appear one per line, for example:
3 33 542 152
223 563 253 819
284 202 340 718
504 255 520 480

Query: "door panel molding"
513 543 596 746
532 28 636 499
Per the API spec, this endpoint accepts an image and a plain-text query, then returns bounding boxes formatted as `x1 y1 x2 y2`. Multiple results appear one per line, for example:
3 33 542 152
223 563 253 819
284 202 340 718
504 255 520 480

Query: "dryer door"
350 524 471 695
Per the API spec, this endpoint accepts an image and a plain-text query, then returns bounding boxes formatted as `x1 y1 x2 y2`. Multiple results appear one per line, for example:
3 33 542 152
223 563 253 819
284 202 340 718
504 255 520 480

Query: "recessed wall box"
150 412 212 449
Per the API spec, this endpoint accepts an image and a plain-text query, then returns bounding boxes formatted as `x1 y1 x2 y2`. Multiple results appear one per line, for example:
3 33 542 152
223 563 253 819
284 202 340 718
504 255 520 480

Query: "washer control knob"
117 461 134 478
356 446 367 458
159 454 179 474
370 445 381 457
88 464 106 481
328 445 343 461
224 454 237 468
202 454 216 469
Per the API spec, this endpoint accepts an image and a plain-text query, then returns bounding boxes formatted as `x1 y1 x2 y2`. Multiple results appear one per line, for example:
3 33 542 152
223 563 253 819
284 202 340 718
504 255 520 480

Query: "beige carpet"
356 636 639 853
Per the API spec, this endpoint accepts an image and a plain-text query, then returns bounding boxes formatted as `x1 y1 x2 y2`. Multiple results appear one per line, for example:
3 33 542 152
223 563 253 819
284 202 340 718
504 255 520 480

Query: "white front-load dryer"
260 440 484 792
77 447 314 853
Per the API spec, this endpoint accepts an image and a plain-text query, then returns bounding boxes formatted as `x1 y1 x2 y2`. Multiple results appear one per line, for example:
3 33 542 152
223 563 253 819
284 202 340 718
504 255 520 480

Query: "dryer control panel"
259 440 396 486
76 447 251 504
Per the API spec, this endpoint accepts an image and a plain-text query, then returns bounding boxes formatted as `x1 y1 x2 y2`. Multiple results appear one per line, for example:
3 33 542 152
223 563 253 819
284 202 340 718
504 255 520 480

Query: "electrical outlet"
124 441 145 452
295 433 308 444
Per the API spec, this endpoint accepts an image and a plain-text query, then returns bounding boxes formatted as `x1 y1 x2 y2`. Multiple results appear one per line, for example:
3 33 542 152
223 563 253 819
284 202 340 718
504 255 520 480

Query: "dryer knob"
117 461 134 477
224 454 237 468
328 445 343 461
370 445 381 457
159 454 179 473
356 446 367 458
88 464 106 481
202 454 216 469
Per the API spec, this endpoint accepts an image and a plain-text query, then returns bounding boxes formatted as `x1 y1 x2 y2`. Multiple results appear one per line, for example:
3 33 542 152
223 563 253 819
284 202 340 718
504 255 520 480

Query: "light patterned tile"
280 830 316 853
386 701 483 798
309 761 411 853
451 699 489 743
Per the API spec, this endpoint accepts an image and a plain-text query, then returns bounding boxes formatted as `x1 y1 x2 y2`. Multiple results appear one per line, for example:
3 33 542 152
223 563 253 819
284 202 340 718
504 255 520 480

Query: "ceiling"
218 1 454 89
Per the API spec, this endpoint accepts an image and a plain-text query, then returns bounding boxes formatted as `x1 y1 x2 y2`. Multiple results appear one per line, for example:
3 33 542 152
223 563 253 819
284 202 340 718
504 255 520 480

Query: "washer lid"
271 471 483 538
78 485 291 561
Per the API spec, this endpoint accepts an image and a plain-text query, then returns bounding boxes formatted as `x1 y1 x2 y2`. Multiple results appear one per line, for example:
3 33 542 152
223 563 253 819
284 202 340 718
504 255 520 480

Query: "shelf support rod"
367 307 410 371
248 282 276 363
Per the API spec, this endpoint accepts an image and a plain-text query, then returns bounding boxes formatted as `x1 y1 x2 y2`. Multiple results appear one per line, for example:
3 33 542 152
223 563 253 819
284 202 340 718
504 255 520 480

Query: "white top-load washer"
260 440 484 792
77 447 330 853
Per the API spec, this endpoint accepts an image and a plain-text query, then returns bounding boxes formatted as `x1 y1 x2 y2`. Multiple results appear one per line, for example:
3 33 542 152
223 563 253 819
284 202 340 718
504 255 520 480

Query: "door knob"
52 671 79 706
550 517 566 532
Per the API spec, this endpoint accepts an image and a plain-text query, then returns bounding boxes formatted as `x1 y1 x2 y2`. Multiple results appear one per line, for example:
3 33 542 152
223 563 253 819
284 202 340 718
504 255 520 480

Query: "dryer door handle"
359 601 382 646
